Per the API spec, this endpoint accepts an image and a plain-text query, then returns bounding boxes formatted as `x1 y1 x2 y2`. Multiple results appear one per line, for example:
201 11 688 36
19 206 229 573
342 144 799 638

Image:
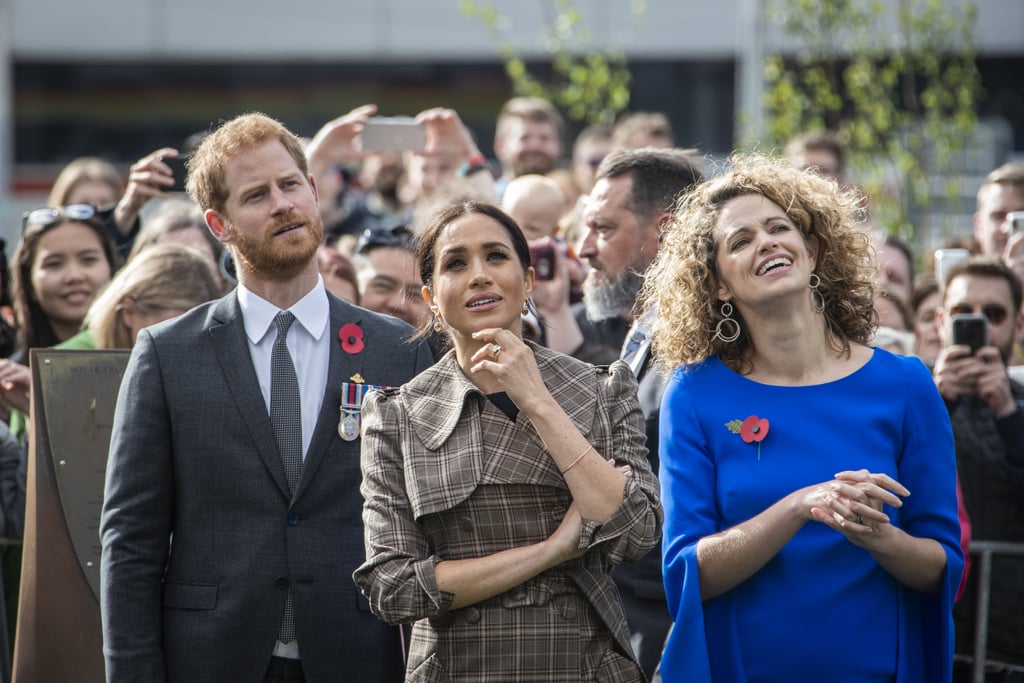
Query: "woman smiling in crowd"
643 155 963 681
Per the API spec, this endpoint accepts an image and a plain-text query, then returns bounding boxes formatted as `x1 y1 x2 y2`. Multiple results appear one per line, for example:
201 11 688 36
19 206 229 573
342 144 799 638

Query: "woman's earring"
522 302 529 316
432 310 444 332
809 273 826 314
714 301 741 343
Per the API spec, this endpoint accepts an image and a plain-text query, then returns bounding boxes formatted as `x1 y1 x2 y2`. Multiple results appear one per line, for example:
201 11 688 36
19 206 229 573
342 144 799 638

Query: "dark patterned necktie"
270 311 301 643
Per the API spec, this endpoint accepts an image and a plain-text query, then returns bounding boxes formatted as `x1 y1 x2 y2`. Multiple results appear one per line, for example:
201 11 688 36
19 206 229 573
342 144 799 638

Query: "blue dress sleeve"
658 366 714 680
894 357 964 683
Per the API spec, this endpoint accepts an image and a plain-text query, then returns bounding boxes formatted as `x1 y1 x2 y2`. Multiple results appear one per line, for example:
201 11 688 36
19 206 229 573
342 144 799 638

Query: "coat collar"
403 340 599 450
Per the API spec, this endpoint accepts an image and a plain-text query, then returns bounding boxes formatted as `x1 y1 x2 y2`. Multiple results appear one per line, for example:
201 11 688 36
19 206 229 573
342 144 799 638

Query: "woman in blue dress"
640 154 963 682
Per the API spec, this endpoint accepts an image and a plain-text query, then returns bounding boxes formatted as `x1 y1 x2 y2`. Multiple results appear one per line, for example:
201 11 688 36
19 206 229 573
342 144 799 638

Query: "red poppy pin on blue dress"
726 415 770 461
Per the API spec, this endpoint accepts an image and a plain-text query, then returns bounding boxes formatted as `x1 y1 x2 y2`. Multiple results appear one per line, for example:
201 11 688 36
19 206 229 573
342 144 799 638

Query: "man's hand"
112 147 179 237
935 343 1017 416
305 104 378 177
934 344 981 402
415 107 481 161
974 345 1017 417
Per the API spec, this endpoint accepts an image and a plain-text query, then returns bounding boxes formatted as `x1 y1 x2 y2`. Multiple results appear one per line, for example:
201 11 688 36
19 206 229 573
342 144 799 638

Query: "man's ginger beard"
224 210 324 282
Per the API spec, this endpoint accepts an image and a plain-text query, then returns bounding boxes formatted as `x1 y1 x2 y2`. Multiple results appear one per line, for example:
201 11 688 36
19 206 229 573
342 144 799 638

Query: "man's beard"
511 153 556 177
226 210 324 283
583 267 645 322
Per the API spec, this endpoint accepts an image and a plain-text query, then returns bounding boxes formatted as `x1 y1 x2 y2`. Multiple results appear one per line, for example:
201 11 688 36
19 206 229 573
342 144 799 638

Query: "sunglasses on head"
355 225 414 255
948 303 1009 325
21 203 103 233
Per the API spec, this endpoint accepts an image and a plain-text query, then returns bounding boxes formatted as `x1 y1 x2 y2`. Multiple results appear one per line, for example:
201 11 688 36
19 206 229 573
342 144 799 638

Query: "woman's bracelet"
560 444 593 474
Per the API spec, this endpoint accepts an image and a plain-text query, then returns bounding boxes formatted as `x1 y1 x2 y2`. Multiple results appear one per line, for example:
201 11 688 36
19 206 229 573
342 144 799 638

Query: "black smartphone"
529 243 556 281
164 155 190 193
951 313 989 354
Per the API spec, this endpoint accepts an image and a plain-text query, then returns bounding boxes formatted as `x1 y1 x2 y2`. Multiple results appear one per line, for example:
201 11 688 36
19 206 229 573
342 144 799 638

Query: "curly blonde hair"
639 153 876 374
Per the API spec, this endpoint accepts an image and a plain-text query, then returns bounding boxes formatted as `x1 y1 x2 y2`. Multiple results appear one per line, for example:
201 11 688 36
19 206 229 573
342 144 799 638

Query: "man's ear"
205 210 230 243
308 173 320 207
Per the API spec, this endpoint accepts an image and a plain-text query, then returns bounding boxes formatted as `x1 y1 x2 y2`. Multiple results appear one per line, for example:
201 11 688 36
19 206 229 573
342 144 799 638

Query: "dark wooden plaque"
13 350 129 683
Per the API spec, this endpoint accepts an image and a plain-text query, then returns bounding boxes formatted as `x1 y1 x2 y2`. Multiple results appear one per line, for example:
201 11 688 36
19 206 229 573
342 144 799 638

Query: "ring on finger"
856 514 864 525
491 343 502 360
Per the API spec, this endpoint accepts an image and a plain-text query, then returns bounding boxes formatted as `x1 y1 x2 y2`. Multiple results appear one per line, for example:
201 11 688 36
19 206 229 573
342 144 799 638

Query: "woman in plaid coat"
355 200 663 682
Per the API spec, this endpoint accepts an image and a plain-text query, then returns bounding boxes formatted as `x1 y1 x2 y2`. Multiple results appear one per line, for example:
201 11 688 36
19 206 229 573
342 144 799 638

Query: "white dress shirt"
238 277 331 462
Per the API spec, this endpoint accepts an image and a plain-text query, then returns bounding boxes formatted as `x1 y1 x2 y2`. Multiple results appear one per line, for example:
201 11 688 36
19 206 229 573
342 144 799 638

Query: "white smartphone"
934 248 970 287
361 117 426 153
1008 211 1024 236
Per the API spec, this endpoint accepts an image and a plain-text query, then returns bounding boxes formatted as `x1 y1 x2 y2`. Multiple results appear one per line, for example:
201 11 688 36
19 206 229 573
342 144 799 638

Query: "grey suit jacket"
100 290 432 683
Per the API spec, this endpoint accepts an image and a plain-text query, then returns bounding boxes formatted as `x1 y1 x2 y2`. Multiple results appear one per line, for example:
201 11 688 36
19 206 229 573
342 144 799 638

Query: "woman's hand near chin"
469 328 552 416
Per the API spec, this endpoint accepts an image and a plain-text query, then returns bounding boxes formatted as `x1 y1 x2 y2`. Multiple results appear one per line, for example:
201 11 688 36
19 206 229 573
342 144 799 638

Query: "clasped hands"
807 469 908 548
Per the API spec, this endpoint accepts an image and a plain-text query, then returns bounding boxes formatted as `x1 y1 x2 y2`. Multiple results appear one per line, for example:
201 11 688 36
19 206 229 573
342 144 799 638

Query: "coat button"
287 512 299 526
274 577 290 589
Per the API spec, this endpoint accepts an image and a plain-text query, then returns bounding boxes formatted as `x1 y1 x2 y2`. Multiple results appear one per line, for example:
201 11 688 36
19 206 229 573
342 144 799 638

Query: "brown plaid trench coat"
355 343 663 681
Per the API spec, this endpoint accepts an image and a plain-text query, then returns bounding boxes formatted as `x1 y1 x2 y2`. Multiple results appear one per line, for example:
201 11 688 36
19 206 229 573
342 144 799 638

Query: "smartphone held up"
529 242 556 281
1007 211 1024 237
164 155 190 193
361 117 426 153
951 313 989 355
934 248 970 288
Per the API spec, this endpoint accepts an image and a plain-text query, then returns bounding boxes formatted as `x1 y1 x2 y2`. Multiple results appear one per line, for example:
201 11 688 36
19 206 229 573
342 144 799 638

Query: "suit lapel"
294 297 366 498
208 294 291 498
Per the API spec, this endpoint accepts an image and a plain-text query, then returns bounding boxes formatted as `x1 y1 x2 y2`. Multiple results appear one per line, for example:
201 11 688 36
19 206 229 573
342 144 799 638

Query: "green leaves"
761 0 981 241
460 0 633 125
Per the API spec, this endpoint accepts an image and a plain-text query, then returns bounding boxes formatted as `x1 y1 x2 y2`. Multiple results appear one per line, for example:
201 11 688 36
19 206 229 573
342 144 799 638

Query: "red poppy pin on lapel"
339 323 365 354
726 415 770 461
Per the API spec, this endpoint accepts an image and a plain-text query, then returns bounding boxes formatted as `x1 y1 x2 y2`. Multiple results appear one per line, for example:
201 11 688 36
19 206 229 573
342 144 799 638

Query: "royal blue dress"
659 349 963 682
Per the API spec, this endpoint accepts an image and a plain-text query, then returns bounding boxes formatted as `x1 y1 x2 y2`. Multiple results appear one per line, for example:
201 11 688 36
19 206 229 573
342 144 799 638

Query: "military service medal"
338 376 386 441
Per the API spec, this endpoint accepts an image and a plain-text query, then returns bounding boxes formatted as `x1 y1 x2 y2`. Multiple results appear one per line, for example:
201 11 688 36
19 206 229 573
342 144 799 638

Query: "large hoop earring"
809 273 826 314
714 301 741 343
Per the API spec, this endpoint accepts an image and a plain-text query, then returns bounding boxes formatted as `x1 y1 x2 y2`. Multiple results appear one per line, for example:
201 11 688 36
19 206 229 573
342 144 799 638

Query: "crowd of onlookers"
0 95 1020 681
